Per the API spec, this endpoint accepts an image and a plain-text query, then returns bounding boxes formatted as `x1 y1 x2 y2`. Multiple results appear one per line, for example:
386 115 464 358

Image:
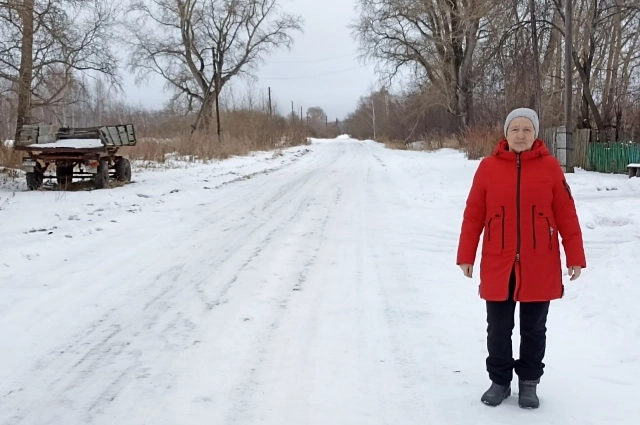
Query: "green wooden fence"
587 142 640 174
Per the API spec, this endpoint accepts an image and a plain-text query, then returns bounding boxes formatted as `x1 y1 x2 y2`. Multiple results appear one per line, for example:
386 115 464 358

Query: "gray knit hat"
504 108 539 138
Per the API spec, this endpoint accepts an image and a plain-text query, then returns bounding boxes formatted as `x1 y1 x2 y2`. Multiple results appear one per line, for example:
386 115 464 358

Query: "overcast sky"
121 0 379 121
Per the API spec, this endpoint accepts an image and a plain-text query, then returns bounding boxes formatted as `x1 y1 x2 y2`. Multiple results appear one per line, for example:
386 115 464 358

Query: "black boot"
518 380 540 409
481 382 511 406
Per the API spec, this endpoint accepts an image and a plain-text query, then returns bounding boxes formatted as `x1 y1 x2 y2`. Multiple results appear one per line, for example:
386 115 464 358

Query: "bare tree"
352 0 497 130
529 0 543 116
554 0 640 136
0 1 121 139
347 0 640 142
306 106 326 123
126 0 302 138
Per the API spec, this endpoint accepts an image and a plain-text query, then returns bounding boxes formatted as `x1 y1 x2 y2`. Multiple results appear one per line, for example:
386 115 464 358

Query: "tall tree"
0 1 121 139
352 0 495 130
126 0 302 138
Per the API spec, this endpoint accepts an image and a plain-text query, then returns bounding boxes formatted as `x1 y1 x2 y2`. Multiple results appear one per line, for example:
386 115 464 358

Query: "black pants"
486 268 550 385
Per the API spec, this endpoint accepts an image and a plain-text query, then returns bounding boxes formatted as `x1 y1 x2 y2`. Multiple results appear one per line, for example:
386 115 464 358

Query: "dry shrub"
127 139 172 163
376 126 499 158
426 130 462 151
0 144 21 168
221 109 308 151
0 108 309 170
0 166 20 191
442 135 462 149
125 110 309 163
380 129 464 152
381 138 408 150
461 125 503 160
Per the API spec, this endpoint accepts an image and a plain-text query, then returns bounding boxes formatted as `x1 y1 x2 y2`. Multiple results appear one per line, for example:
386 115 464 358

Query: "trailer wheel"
56 166 73 187
26 162 43 190
115 158 131 182
95 160 109 189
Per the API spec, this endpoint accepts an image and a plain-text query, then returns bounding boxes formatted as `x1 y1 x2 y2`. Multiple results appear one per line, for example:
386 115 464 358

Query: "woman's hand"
459 264 474 278
568 266 582 281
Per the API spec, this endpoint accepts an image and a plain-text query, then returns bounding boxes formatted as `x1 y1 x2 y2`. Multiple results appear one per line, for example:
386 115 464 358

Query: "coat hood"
492 139 550 161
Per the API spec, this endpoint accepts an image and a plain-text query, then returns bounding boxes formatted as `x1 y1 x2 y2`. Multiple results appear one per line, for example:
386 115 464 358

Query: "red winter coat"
456 139 586 302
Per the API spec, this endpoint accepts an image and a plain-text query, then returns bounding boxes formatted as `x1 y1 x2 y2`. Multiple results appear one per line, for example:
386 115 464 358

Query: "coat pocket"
532 205 556 250
485 207 505 253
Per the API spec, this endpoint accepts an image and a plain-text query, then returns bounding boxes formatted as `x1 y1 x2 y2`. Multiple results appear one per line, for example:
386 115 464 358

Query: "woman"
456 108 586 409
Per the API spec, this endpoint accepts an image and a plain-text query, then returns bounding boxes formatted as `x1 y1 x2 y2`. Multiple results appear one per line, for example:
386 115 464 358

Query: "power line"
261 65 368 80
265 53 358 64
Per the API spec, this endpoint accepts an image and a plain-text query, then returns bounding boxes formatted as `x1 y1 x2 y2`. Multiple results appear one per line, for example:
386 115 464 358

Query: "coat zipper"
516 153 521 261
545 217 552 249
487 218 493 241
515 153 522 300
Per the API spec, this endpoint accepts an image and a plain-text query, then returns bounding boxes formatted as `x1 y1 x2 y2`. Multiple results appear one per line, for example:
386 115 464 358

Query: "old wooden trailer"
14 124 136 190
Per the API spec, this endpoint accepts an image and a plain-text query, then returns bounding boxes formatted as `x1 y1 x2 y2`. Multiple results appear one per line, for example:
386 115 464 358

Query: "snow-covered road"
1 138 639 424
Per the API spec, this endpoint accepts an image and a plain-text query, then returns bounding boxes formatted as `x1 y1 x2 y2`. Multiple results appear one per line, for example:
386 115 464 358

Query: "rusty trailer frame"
15 124 136 190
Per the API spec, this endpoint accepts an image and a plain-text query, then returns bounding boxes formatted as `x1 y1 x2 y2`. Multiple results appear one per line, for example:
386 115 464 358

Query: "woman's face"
506 117 536 152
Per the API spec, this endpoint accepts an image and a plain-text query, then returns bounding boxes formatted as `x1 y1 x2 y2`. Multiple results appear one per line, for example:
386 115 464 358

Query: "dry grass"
0 167 19 179
380 129 464 152
419 136 462 151
442 136 462 149
127 131 309 165
0 108 310 173
0 144 21 169
460 125 503 160
376 123 505 160
0 166 20 194
420 130 460 151
378 125 502 161
126 111 309 164
380 138 408 150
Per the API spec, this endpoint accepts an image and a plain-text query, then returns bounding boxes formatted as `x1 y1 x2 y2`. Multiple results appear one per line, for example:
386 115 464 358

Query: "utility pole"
291 101 295 122
371 97 376 140
268 87 272 117
564 0 574 172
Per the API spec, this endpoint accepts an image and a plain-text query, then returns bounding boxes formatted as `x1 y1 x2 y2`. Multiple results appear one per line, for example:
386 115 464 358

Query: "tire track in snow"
23 264 186 399
0 147 325 425
76 155 327 416
94 143 341 422
4 140 431 425
217 141 401 424
193 170 320 311
149 142 350 424
223 180 337 424
362 142 436 423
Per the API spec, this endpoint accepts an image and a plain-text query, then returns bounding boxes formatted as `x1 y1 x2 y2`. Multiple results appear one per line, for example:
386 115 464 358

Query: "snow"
27 138 104 149
1 138 639 424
